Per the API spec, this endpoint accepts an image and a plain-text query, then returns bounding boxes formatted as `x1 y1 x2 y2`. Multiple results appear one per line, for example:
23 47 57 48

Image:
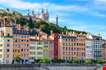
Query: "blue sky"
0 0 106 38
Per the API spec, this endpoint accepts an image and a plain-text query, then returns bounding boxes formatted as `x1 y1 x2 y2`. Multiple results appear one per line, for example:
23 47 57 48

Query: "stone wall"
0 64 97 70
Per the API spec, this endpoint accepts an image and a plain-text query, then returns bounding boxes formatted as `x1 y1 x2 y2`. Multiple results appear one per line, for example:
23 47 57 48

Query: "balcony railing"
0 36 13 38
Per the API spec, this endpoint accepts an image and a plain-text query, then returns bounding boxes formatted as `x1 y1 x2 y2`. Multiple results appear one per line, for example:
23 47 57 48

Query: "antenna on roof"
56 16 58 26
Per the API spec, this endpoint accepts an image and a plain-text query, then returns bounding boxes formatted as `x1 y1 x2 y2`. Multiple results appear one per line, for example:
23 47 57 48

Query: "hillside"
0 9 88 35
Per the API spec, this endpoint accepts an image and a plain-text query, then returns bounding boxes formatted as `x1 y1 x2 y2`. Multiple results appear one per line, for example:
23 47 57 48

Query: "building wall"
102 43 106 60
85 40 94 59
13 25 30 63
54 33 86 60
0 27 13 64
29 39 54 62
93 39 103 60
30 40 44 60
85 34 103 60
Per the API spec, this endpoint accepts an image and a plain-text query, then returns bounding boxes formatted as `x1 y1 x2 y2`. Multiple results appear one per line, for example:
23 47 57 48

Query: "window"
37 47 42 50
21 49 23 52
7 49 10 52
7 40 10 42
30 47 35 49
37 52 43 55
0 54 2 58
15 40 17 42
7 54 9 58
0 44 2 47
7 44 10 47
0 49 2 52
21 40 23 42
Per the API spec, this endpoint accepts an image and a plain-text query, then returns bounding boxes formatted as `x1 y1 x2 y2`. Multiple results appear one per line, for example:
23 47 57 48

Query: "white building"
85 34 94 59
85 34 103 60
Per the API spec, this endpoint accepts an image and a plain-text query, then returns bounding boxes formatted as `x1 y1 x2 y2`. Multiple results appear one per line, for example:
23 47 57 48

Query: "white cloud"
95 0 106 4
0 0 102 17
0 0 43 9
0 0 106 38
0 0 83 11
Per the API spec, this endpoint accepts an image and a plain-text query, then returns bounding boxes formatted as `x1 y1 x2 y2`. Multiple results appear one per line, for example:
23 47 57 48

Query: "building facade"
85 34 103 60
102 41 106 61
13 24 30 63
0 17 13 64
54 33 86 60
92 35 103 60
85 34 94 59
29 29 54 62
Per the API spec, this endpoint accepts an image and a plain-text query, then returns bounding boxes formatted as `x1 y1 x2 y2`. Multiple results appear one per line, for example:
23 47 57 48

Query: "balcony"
0 36 13 38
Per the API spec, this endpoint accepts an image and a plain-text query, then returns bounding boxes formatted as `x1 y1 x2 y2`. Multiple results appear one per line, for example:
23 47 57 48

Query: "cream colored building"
0 17 13 64
29 30 54 62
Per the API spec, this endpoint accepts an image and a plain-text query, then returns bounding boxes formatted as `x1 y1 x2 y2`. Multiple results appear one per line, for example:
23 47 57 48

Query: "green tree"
38 57 50 63
27 17 35 29
16 17 28 26
84 59 92 64
13 56 22 64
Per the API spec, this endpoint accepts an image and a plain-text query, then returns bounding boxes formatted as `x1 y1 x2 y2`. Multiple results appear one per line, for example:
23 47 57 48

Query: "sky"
0 0 106 38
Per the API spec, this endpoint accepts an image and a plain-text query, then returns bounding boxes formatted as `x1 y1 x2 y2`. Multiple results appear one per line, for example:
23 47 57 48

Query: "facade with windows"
102 43 106 60
13 24 30 63
29 30 54 62
85 34 103 60
54 33 86 60
92 35 103 60
0 17 13 64
0 16 30 64
85 34 94 59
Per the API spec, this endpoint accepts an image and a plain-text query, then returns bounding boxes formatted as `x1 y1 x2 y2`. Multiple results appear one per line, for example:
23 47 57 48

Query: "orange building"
54 33 86 60
13 24 30 63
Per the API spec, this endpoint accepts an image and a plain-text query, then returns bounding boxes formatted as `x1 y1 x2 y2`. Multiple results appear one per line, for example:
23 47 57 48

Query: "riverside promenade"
0 64 97 70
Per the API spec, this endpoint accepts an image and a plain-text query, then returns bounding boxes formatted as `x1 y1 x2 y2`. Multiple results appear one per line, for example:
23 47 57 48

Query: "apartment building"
54 33 86 60
13 24 30 63
92 35 103 60
85 34 103 60
29 29 54 62
102 40 106 61
85 34 94 59
0 17 13 64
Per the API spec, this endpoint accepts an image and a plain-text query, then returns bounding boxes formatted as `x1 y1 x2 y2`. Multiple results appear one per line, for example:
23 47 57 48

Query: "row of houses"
0 16 105 64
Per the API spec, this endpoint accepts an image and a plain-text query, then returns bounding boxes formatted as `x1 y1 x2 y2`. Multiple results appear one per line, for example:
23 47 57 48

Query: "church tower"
43 9 49 21
39 8 49 21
